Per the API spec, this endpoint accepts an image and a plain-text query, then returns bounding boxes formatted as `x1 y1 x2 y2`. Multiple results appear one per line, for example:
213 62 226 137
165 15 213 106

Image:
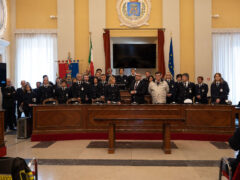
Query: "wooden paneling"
32 105 236 136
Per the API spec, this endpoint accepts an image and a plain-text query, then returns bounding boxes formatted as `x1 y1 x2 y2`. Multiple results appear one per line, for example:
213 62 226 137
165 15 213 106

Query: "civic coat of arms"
117 0 151 28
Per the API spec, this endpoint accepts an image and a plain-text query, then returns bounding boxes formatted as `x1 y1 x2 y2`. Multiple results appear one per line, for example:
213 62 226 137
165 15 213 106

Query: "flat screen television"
113 44 156 68
0 63 6 88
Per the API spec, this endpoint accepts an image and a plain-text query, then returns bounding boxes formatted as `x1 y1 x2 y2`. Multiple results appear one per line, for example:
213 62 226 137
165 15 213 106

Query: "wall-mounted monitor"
113 44 156 68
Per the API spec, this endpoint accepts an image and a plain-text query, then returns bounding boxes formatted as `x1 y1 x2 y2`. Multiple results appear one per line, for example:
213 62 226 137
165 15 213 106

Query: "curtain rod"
103 28 165 31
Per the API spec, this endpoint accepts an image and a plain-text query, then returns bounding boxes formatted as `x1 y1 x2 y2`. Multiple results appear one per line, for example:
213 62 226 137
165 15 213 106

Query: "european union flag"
168 38 174 78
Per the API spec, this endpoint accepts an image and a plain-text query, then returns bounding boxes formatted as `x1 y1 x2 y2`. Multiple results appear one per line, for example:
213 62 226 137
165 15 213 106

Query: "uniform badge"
81 87 84 91
32 98 36 102
124 79 127 82
189 89 192 93
66 93 69 97
202 89 205 92
220 89 223 92
172 85 174 88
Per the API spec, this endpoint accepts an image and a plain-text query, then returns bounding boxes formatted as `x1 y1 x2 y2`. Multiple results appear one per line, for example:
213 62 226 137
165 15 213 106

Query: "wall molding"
212 28 240 33
14 29 57 34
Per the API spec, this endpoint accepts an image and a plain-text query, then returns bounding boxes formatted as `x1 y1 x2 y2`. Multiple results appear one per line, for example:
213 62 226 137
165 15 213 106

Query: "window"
15 33 57 88
212 33 240 105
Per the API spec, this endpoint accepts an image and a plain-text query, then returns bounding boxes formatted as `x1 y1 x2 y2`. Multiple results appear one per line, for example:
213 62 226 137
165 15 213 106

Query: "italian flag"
88 35 94 76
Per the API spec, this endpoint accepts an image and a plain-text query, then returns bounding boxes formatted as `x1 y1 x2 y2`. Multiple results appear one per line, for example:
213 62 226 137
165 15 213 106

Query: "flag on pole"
88 34 94 76
168 38 175 78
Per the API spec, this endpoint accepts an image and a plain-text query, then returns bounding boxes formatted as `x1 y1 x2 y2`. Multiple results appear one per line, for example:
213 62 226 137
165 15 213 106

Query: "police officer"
83 75 92 104
33 81 41 104
91 77 102 102
165 72 176 104
116 68 128 90
71 73 89 104
2 79 16 130
16 80 26 118
105 76 121 104
211 73 229 104
56 80 70 104
38 76 54 103
99 74 108 100
127 68 136 89
106 68 114 82
195 76 208 104
129 73 147 104
176 73 195 104
22 83 37 118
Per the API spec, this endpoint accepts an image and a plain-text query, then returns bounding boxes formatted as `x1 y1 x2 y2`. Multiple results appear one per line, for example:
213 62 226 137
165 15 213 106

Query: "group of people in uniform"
1 67 230 131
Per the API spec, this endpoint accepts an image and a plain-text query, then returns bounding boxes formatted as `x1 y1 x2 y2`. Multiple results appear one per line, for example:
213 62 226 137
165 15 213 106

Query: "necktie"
134 81 138 90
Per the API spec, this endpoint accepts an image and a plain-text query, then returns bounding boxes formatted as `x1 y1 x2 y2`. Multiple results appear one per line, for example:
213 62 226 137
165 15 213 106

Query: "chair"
219 157 240 180
92 97 105 104
66 98 81 105
42 98 58 105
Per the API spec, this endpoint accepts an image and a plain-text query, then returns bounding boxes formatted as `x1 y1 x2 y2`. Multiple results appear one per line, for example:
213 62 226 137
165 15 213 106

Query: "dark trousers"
4 107 16 130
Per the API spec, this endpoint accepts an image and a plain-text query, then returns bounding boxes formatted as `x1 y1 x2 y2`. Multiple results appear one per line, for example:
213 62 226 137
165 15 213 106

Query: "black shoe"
10 128 17 131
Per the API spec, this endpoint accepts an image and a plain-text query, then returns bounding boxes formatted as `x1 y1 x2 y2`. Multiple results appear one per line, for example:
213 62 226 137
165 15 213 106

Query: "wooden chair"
42 98 58 105
66 98 81 105
92 97 105 104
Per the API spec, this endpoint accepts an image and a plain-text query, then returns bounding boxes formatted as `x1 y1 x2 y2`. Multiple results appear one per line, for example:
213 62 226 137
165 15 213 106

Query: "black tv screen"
113 44 156 68
0 63 6 88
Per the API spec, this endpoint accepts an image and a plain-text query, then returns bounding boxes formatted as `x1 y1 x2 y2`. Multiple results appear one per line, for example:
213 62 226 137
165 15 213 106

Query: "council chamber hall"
0 0 240 179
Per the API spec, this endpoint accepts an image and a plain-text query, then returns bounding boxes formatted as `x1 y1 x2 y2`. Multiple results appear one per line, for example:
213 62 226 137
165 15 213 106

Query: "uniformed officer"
22 83 37 118
33 81 41 104
105 76 121 104
116 68 128 90
211 73 229 104
165 72 176 104
38 76 54 103
195 76 208 104
71 73 89 104
99 74 108 99
106 68 114 82
83 75 92 104
91 77 102 102
16 80 26 118
142 71 151 85
127 68 136 88
56 80 70 104
176 73 195 104
2 79 16 130
129 73 147 104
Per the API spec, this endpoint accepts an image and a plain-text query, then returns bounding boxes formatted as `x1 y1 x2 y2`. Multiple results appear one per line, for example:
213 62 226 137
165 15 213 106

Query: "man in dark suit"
195 76 208 104
116 68 128 90
129 73 147 104
2 79 16 130
16 80 26 118
176 73 195 104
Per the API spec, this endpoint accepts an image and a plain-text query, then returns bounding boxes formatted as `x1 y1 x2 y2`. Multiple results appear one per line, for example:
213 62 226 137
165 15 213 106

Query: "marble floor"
3 132 234 180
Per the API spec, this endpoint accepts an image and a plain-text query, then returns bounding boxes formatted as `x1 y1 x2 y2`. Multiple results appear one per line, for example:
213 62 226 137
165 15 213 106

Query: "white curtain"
212 33 240 105
15 33 57 88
